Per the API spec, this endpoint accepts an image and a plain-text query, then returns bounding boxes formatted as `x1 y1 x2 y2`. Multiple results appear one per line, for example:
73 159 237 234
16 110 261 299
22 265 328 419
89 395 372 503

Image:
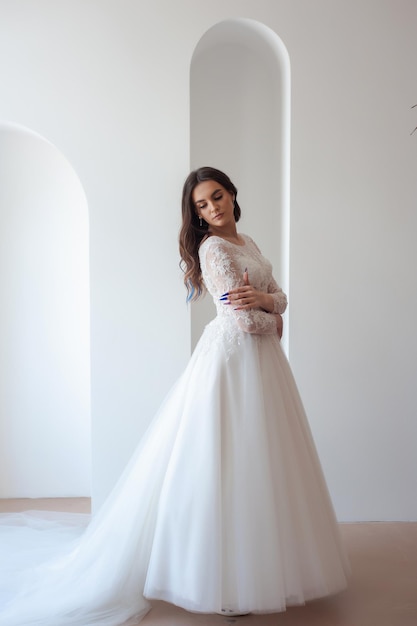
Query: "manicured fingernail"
220 292 229 297
234 307 242 311
244 267 248 272
219 296 228 301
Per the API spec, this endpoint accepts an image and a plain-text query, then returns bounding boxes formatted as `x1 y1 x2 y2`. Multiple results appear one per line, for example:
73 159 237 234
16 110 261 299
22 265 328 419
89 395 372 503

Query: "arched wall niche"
190 18 291 353
0 122 91 498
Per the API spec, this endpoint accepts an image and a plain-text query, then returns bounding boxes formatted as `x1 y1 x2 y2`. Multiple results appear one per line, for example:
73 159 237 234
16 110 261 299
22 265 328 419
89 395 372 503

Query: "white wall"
284 1 417 521
0 0 192 508
0 123 91 497
0 0 415 520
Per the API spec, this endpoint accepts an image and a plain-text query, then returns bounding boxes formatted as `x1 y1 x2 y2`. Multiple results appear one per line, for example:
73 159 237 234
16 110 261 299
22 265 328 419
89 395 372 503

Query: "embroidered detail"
197 235 287 358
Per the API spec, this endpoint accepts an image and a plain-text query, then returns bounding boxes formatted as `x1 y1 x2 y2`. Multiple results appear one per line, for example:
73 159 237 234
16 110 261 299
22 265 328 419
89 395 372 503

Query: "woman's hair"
179 166 241 301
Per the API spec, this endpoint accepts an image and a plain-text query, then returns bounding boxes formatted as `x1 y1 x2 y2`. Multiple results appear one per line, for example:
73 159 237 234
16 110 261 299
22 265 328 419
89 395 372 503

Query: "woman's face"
192 180 235 231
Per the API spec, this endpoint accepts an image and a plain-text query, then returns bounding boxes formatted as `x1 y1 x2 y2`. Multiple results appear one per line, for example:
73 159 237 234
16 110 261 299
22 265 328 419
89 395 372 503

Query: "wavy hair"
179 166 241 301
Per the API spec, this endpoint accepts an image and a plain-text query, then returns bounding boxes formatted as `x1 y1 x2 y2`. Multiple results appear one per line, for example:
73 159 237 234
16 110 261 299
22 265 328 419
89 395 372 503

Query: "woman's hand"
220 269 275 312
275 314 283 339
219 269 284 339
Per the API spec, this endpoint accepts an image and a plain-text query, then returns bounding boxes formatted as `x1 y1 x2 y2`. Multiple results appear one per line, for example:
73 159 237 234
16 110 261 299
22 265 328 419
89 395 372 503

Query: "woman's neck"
208 225 242 245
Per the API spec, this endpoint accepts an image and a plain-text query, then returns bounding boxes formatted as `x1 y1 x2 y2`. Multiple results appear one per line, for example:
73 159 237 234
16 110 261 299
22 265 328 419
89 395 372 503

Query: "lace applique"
196 316 247 361
197 235 287 358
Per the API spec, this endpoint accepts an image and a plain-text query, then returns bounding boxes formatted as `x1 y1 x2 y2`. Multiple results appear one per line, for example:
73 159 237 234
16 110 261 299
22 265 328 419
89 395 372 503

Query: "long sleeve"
201 241 278 335
246 236 287 315
267 277 288 314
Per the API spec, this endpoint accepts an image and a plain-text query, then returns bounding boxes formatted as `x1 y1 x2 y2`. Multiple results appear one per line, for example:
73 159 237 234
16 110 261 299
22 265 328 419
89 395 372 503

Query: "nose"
209 199 220 212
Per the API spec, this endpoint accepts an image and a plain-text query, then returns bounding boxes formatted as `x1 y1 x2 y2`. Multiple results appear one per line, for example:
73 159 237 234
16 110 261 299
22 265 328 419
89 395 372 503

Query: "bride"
0 167 349 625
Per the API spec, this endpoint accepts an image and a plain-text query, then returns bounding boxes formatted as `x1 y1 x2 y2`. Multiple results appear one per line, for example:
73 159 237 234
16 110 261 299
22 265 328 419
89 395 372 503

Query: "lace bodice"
199 234 287 336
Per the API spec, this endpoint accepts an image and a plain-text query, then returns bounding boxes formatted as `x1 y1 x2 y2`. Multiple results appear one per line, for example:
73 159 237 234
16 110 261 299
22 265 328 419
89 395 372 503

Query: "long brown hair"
179 167 241 301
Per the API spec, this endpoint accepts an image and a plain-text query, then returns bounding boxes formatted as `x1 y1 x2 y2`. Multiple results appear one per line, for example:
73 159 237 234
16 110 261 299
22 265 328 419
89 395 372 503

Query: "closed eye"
195 193 223 209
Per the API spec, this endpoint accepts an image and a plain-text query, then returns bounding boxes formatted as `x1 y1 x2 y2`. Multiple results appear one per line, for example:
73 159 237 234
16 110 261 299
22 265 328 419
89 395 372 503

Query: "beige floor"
1 498 416 626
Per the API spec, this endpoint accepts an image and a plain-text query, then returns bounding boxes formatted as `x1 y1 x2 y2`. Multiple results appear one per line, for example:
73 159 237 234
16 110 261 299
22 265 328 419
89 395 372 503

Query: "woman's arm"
224 270 287 315
202 243 282 335
225 269 284 338
228 236 287 315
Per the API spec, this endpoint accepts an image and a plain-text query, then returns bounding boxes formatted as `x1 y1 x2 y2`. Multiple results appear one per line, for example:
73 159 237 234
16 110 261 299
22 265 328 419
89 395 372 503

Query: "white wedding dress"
0 234 349 625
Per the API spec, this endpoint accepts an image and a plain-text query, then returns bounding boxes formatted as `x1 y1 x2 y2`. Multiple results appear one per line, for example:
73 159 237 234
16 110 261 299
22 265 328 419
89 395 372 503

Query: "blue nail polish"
219 296 228 301
220 292 229 298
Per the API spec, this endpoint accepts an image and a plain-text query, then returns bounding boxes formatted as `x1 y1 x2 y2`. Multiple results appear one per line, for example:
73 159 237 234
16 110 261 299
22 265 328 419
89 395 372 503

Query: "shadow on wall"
0 122 91 498
190 18 291 354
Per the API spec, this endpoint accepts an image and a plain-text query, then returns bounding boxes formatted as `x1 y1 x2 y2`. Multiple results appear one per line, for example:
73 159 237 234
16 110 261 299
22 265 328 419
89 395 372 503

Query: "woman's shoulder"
199 233 251 253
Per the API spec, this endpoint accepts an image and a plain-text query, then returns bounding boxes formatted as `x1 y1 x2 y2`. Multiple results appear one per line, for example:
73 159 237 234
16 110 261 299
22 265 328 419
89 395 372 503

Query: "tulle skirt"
0 322 349 625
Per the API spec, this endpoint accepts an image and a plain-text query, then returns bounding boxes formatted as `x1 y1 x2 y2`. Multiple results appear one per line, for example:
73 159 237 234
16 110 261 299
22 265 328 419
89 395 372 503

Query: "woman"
0 167 349 625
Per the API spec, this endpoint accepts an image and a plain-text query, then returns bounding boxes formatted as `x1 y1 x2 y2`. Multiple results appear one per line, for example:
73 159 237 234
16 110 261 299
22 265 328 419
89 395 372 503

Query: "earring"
199 216 202 227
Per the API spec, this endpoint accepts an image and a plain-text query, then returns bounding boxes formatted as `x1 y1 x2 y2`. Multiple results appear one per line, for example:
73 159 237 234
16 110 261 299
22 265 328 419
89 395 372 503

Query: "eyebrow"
194 188 223 205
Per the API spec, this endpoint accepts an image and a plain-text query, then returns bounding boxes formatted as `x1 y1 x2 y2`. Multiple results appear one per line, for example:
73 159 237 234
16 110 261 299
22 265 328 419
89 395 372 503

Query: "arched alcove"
190 18 291 352
0 122 91 498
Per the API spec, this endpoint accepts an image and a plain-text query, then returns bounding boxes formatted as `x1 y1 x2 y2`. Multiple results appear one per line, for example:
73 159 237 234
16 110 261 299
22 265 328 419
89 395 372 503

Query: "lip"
213 213 223 220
